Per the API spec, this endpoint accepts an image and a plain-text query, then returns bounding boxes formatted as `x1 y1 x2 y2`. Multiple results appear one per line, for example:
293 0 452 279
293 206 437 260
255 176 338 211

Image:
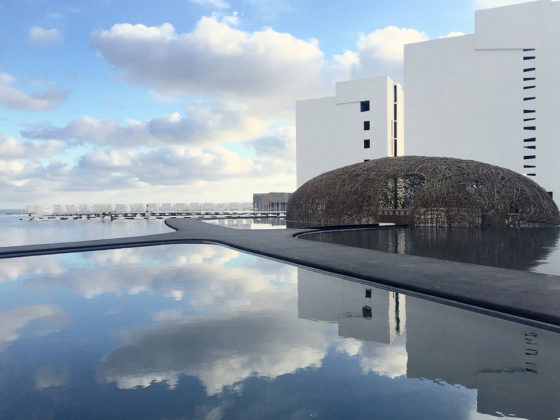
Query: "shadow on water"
301 227 560 271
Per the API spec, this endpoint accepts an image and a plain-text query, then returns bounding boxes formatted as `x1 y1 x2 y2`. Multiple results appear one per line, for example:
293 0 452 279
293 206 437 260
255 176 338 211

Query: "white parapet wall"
404 0 560 201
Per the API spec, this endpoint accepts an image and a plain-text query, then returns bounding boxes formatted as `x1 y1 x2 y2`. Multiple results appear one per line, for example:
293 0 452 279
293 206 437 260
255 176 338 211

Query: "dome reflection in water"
0 244 558 419
301 227 560 274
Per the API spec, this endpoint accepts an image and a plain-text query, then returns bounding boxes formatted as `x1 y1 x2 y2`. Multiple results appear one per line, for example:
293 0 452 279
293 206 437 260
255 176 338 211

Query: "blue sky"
0 0 525 207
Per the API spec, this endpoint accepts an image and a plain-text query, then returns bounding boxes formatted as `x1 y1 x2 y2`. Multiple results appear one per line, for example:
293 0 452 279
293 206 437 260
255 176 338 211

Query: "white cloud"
0 255 64 284
100 311 329 395
189 0 230 9
25 244 296 307
90 18 327 108
0 73 67 110
331 26 429 82
445 32 466 38
29 26 63 46
22 101 266 147
0 305 67 350
35 366 69 390
474 0 531 9
248 126 295 161
0 134 62 159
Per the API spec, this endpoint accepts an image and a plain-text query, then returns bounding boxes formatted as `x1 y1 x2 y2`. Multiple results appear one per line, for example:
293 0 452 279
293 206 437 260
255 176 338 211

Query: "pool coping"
1 217 559 328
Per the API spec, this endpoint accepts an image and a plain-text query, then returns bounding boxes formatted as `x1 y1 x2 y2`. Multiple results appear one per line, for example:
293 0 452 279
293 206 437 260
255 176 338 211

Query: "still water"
204 217 286 229
0 215 286 247
0 214 172 247
302 227 560 276
0 243 558 419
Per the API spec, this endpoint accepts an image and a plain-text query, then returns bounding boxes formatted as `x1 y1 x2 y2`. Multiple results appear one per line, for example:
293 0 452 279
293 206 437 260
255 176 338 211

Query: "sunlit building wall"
405 0 560 199
296 76 404 187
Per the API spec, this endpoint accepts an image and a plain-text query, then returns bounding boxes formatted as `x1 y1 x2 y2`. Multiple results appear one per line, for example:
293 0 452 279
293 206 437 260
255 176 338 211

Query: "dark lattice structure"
287 156 560 228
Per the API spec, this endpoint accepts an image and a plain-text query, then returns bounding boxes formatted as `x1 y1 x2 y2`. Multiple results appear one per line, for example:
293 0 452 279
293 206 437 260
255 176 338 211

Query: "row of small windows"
523 51 536 178
361 100 372 156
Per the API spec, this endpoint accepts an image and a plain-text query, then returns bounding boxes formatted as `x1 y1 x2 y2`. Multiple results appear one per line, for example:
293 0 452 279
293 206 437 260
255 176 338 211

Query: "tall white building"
405 0 560 199
296 76 404 187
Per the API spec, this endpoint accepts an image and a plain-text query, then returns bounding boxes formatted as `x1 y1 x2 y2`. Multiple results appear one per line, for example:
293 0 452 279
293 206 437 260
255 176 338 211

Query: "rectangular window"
524 77 536 81
364 139 370 149
524 118 536 122
393 85 397 102
527 173 536 176
523 85 536 90
363 159 370 162
524 67 536 72
524 97 536 101
524 137 536 142
360 100 370 112
393 103 397 120
548 191 553 199
365 288 372 298
524 155 536 160
524 165 536 168
394 121 397 137
524 145 536 150
524 126 536 130
523 56 536 60
363 121 370 130
524 109 536 113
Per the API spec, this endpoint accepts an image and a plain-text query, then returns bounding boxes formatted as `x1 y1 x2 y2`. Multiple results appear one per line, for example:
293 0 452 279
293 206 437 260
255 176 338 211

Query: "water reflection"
0 305 68 351
302 227 560 274
0 245 559 418
298 268 560 419
100 311 329 394
205 217 286 229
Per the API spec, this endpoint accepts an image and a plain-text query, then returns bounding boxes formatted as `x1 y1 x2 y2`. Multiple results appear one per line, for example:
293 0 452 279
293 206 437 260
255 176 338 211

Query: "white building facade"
404 0 560 199
296 76 404 187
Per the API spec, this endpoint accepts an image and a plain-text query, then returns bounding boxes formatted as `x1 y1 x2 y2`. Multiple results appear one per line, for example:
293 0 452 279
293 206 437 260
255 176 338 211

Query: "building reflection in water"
302 227 560 272
298 268 405 344
297 268 560 420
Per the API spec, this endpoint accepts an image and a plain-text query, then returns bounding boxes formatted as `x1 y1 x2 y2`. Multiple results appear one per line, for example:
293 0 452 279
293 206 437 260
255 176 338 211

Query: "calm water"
0 215 286 247
204 217 286 229
0 214 172 247
302 227 560 276
0 243 558 419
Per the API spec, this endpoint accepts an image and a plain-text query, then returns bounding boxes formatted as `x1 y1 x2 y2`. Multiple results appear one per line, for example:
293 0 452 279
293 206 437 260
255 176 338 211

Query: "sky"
0 0 529 208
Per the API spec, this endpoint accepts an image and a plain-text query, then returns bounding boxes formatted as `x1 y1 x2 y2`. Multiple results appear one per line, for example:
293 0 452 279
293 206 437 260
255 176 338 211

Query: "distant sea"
0 213 172 247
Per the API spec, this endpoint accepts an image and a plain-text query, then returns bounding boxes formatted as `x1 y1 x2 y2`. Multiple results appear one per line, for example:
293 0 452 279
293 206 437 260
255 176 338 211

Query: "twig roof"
287 156 559 227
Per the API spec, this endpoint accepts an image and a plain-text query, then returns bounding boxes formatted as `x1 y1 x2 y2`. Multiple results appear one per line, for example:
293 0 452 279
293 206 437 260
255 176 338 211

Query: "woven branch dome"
287 156 560 228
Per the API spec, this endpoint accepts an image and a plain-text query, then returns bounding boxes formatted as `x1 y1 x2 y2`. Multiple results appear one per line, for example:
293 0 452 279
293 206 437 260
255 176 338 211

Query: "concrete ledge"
1 217 559 327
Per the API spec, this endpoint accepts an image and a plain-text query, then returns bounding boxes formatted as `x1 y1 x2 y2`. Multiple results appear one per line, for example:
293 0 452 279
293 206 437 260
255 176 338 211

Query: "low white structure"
296 76 404 187
405 0 560 199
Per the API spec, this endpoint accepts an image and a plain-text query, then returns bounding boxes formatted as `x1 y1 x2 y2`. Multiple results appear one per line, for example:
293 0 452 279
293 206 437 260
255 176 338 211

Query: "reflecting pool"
0 214 172 247
0 244 558 418
204 217 286 229
301 227 560 275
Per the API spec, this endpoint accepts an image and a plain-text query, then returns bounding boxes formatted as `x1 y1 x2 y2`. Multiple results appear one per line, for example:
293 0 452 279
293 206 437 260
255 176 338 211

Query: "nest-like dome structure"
287 156 559 228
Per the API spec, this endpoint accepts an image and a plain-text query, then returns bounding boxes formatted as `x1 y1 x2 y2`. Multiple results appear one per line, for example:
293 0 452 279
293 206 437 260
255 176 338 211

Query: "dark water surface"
0 244 558 419
301 227 560 276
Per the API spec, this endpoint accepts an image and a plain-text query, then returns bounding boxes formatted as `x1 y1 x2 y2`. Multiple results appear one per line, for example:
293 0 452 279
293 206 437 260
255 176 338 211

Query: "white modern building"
405 0 560 199
296 76 404 187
